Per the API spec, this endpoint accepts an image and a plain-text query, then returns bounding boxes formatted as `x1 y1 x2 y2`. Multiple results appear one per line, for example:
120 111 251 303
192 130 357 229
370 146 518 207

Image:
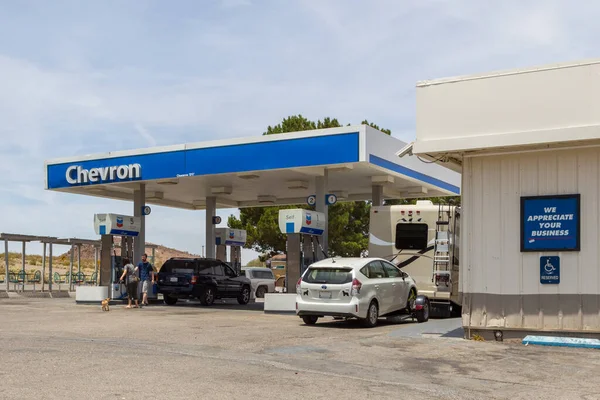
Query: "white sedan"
296 257 430 327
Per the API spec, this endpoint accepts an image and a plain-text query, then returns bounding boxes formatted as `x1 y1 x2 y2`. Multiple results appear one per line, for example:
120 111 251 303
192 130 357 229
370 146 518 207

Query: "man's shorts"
142 280 150 293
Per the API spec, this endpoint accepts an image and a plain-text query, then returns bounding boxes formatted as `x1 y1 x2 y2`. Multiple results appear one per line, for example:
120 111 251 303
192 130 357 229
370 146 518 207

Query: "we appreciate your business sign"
521 194 580 252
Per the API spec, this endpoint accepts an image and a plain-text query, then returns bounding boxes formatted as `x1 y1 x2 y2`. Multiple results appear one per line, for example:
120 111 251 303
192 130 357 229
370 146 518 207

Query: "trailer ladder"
433 203 451 288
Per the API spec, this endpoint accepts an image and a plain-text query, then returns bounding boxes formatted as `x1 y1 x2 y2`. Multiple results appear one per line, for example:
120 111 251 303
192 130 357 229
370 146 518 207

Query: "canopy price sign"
520 194 580 252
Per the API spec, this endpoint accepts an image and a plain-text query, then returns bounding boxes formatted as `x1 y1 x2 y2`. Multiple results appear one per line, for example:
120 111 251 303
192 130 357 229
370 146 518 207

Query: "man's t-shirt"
138 261 154 281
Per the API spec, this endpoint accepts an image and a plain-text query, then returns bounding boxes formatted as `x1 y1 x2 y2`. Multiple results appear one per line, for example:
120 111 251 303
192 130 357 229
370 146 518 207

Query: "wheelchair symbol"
544 259 556 274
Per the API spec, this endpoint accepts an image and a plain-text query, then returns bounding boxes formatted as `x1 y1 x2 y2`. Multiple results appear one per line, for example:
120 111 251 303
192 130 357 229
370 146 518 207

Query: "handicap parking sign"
540 256 560 284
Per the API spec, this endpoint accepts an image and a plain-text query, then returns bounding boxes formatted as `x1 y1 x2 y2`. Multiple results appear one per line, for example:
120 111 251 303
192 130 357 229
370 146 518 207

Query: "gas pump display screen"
395 223 428 250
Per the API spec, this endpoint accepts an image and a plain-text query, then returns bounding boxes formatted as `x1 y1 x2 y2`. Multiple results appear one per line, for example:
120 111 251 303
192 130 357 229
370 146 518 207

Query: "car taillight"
351 278 362 296
191 276 197 284
296 278 302 293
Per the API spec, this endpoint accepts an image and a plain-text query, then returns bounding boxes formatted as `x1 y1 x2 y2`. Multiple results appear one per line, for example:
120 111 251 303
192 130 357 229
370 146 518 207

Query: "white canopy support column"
315 170 329 256
372 185 384 207
205 196 216 259
133 184 146 266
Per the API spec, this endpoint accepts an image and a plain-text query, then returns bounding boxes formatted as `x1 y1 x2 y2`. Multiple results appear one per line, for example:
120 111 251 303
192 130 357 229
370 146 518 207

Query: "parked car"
241 267 276 298
295 257 430 327
157 257 251 306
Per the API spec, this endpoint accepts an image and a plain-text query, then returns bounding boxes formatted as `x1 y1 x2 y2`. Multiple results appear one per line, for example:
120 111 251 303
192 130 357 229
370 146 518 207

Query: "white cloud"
134 123 158 147
1 0 600 262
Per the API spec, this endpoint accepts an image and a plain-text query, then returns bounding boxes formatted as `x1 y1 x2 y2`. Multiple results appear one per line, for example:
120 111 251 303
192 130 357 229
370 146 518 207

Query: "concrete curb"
523 335 600 349
264 310 296 315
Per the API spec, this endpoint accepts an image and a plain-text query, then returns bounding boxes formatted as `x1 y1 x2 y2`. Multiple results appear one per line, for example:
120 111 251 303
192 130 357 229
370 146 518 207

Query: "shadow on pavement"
152 299 265 312
299 315 419 330
441 327 465 338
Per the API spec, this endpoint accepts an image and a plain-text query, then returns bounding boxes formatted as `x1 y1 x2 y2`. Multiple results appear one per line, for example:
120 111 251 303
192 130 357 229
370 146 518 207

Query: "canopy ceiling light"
257 195 276 204
406 186 428 194
237 173 260 180
287 180 309 190
192 200 206 209
371 176 395 185
146 191 164 200
156 179 179 185
327 164 354 172
211 186 232 195
330 190 348 200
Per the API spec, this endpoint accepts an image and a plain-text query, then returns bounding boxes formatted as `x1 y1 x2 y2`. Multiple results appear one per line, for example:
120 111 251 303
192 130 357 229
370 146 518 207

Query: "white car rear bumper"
296 295 369 319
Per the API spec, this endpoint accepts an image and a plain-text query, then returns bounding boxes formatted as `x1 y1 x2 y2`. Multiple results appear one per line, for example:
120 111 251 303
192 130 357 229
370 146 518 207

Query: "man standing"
138 253 155 306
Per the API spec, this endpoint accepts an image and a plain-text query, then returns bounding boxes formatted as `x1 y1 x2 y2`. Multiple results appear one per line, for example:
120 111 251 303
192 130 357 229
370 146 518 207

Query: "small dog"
101 298 110 312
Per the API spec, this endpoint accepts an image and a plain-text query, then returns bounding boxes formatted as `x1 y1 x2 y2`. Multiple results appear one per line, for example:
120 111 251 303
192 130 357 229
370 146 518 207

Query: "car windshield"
303 267 353 284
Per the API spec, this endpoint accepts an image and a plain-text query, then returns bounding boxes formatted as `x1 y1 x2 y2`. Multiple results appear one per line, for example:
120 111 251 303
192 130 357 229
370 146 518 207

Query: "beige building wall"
462 148 600 333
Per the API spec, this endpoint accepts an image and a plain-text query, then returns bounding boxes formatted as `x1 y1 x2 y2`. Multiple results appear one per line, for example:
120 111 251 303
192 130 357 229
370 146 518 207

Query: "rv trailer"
368 200 461 318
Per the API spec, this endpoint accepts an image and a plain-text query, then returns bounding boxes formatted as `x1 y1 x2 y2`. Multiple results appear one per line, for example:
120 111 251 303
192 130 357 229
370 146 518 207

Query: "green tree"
360 119 391 135
264 115 342 135
228 115 391 260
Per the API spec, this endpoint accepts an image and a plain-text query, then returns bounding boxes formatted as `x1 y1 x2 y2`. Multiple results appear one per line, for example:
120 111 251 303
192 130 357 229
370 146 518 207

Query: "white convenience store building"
412 58 600 338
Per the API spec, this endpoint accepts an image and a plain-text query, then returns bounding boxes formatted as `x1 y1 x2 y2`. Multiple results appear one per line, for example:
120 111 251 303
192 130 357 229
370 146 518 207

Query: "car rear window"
161 260 196 274
303 268 353 284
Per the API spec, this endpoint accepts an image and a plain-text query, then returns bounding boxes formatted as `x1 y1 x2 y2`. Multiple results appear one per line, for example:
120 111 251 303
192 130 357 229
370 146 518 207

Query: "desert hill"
0 239 199 277
59 238 200 268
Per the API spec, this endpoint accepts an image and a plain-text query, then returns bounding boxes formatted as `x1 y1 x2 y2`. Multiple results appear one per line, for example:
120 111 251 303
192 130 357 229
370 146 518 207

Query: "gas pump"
215 228 246 275
278 209 326 293
94 213 141 300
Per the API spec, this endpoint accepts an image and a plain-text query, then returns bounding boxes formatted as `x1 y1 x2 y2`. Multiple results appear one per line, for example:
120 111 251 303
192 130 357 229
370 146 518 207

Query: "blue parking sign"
540 256 560 284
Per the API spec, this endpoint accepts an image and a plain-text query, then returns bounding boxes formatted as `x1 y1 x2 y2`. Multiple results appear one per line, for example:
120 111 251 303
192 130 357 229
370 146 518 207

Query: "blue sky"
1 0 599 261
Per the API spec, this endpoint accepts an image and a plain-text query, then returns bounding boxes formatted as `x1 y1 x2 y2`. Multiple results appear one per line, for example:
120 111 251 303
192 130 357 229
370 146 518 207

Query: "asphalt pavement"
1 297 599 400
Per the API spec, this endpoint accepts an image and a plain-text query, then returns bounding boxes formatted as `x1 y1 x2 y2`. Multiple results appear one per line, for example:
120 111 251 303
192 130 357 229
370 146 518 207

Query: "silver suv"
241 267 276 298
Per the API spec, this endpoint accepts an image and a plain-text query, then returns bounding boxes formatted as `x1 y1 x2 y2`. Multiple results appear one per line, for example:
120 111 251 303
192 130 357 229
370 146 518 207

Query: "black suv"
157 257 252 306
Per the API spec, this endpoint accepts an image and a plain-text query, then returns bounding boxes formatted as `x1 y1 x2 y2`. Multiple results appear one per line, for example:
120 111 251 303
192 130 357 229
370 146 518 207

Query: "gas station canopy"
44 125 460 209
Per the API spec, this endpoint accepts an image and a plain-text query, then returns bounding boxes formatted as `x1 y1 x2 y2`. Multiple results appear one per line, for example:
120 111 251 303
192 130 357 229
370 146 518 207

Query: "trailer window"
395 223 428 250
